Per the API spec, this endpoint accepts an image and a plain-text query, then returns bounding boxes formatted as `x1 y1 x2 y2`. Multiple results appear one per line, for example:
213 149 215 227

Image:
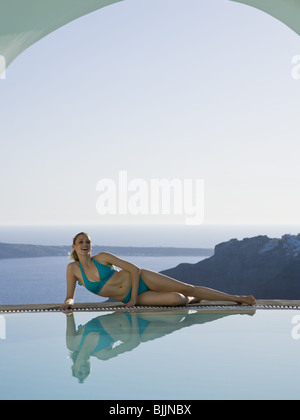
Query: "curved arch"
0 0 123 69
231 0 300 36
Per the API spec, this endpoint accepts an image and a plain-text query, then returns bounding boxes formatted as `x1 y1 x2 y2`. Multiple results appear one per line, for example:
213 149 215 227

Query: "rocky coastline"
161 234 300 299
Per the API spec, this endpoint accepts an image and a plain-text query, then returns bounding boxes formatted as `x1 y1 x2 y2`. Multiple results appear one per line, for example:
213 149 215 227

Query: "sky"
1 0 300 226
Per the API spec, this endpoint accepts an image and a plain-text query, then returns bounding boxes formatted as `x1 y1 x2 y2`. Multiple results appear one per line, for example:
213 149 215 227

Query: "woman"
60 232 256 310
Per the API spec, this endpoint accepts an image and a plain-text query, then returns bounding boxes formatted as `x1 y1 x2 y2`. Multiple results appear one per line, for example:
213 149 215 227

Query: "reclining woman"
60 232 256 310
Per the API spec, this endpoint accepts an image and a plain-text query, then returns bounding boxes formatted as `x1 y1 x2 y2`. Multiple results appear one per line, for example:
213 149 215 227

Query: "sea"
1 224 299 305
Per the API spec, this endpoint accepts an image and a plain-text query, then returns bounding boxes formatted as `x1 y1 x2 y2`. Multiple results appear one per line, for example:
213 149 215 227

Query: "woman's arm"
96 252 141 307
59 263 77 311
65 312 78 350
97 313 141 360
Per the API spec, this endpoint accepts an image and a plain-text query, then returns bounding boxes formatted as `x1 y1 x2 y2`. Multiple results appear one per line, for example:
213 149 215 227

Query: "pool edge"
1 299 300 313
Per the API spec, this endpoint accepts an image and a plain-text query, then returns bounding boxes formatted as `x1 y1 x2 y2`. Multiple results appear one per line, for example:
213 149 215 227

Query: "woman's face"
72 233 92 258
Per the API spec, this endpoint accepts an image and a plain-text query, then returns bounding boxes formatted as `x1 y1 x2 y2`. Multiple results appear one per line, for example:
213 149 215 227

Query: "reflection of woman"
66 309 255 382
66 312 148 382
60 232 256 311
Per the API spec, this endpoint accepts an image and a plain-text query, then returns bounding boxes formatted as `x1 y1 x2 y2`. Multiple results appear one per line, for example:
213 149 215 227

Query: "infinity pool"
0 308 299 400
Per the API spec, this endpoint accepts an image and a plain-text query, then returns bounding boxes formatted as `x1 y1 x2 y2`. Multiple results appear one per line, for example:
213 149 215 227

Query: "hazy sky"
1 0 300 226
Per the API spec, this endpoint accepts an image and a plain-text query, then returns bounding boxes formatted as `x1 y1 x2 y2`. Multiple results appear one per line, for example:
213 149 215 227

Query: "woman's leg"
136 291 190 306
140 269 256 305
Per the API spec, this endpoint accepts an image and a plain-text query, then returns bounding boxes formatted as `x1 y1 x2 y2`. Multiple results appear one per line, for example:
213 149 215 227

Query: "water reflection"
65 308 256 382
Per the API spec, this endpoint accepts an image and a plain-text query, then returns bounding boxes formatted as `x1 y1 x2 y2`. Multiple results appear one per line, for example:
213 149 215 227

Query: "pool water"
0 308 299 400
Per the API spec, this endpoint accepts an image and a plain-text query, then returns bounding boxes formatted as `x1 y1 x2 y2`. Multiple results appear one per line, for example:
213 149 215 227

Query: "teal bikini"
122 277 149 304
78 317 114 354
78 257 149 303
79 258 116 296
78 313 149 354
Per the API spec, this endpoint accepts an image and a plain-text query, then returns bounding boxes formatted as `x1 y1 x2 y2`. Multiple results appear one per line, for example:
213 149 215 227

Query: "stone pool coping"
1 299 300 313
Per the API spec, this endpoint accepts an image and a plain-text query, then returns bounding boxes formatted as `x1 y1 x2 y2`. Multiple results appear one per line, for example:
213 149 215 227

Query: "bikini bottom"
122 275 149 304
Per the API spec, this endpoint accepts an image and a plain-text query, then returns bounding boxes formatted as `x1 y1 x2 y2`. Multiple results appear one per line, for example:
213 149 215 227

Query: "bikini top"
78 257 117 295
78 317 114 354
77 313 149 354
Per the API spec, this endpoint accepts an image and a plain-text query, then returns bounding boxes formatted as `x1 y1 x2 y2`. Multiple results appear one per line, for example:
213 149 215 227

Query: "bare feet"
187 295 256 306
187 296 201 304
236 295 256 306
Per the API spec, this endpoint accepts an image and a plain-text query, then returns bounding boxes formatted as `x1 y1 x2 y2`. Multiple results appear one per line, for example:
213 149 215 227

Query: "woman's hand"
59 299 74 311
124 297 137 308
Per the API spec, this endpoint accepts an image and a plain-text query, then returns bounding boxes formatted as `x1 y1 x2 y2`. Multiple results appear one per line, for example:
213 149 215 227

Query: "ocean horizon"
0 224 299 248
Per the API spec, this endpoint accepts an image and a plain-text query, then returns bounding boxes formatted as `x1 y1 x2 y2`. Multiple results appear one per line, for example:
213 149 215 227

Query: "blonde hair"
69 232 91 261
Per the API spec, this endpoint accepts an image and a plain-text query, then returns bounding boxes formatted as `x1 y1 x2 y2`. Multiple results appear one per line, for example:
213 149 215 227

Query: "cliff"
160 234 300 299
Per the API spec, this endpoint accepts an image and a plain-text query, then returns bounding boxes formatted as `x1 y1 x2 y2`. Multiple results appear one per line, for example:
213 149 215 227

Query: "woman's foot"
235 295 256 306
187 296 201 304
